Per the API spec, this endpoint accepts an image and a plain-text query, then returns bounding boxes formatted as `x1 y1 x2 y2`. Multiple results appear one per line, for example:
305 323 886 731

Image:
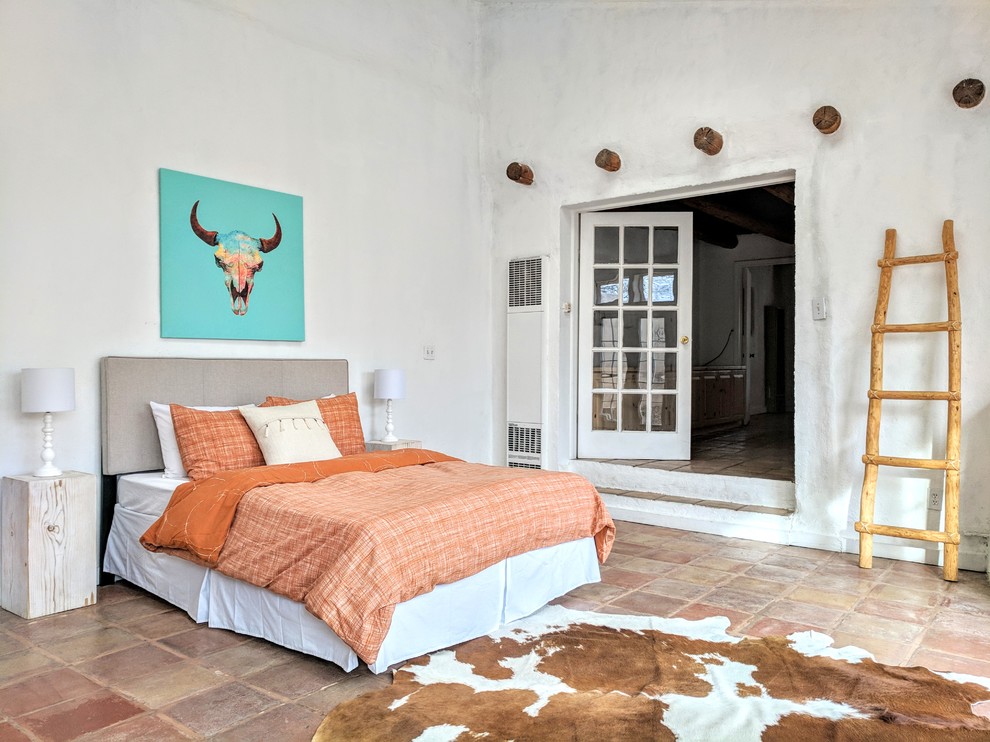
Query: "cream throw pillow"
238 400 341 465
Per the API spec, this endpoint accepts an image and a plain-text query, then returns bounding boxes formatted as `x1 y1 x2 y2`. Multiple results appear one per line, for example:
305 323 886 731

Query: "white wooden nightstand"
1 471 99 618
366 439 422 452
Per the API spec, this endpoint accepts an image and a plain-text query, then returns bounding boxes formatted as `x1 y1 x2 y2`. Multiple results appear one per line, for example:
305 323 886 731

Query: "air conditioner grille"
508 424 542 455
508 257 543 308
507 461 542 470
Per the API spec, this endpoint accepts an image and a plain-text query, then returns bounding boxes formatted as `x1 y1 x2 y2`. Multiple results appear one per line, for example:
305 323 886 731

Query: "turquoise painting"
160 169 304 341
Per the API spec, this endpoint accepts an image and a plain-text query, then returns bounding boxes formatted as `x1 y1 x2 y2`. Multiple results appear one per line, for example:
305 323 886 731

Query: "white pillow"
238 400 341 466
150 402 237 479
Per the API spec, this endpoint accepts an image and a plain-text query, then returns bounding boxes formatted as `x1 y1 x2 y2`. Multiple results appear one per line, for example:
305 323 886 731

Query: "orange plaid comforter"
141 450 614 663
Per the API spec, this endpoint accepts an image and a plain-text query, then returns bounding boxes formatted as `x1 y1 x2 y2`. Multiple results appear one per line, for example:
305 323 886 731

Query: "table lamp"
21 367 75 477
374 369 405 443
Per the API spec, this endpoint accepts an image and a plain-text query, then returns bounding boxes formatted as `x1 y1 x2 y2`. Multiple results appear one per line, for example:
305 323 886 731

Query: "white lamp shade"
374 369 405 400
21 368 75 413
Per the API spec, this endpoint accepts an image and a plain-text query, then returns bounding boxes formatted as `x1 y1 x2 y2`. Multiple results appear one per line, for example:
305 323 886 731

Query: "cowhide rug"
313 606 990 741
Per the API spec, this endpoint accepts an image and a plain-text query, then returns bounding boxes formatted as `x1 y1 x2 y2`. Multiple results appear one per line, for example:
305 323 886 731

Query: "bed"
100 356 612 673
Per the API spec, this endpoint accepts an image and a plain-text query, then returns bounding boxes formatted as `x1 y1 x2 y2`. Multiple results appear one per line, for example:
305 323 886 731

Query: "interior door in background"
578 212 694 460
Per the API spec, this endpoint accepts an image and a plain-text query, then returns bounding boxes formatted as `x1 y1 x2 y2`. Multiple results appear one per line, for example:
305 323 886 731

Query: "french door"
577 212 694 459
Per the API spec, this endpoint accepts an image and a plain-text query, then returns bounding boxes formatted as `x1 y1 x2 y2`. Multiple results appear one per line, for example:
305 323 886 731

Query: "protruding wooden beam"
505 162 534 185
953 78 985 108
693 127 723 156
595 149 621 172
813 105 842 134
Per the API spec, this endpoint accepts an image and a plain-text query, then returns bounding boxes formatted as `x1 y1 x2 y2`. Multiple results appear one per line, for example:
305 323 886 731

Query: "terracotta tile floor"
3 520 989 740
603 412 795 481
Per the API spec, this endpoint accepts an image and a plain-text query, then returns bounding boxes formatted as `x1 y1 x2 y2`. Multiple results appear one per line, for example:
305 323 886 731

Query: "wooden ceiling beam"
693 215 739 249
763 183 795 205
681 197 794 244
694 227 738 250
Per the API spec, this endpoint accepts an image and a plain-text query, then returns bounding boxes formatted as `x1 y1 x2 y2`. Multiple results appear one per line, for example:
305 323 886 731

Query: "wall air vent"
506 256 547 469
507 423 542 469
508 257 543 309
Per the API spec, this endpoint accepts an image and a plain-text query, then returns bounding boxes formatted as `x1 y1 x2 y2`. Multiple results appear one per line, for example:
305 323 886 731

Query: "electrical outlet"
423 344 436 361
928 490 943 511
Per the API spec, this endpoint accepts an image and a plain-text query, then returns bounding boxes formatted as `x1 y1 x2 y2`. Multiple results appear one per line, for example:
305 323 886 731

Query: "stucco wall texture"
480 1 990 568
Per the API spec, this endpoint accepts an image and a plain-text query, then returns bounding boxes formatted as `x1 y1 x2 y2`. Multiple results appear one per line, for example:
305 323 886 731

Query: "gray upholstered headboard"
100 356 350 476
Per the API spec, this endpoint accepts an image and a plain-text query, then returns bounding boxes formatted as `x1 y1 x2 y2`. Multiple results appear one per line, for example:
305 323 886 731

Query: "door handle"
680 336 689 344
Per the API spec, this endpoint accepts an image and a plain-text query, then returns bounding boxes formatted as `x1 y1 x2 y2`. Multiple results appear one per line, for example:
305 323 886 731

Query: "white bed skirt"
104 503 601 673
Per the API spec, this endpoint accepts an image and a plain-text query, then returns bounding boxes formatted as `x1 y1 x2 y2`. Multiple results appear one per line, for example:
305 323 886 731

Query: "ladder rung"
877 250 958 267
872 321 961 333
868 390 960 401
862 454 959 471
860 222 961 582
855 521 960 545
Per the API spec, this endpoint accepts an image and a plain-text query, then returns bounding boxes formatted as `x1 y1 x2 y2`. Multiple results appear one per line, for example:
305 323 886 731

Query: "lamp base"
33 463 63 478
381 398 398 443
35 412 62 478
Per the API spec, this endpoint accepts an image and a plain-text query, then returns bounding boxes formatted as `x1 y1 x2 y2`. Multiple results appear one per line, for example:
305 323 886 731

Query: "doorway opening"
591 181 796 481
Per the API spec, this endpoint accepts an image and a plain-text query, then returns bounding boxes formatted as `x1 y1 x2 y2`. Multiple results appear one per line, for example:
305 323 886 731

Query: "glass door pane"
579 212 693 459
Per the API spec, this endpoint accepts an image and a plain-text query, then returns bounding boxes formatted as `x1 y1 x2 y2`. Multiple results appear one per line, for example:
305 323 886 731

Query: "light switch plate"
811 297 828 321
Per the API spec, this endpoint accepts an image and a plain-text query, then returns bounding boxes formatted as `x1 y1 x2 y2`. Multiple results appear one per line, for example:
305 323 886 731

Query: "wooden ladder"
855 220 962 581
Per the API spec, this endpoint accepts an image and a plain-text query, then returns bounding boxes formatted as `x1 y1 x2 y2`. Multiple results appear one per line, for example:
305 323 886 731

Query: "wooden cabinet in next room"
692 366 746 430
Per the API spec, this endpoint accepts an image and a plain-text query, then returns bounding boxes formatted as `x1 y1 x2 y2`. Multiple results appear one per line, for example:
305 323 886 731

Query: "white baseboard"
602 494 988 572
840 532 988 574
601 493 990 575
786 530 845 553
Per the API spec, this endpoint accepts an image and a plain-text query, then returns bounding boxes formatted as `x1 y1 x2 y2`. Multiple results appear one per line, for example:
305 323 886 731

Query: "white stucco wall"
2 0 987 571
480 0 990 563
0 0 491 477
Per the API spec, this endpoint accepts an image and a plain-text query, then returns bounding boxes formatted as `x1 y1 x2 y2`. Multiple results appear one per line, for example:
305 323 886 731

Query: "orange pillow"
261 393 366 456
170 405 265 480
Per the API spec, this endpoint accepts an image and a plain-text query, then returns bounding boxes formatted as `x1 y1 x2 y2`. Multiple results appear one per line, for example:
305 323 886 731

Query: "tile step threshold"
597 487 794 516
584 459 795 481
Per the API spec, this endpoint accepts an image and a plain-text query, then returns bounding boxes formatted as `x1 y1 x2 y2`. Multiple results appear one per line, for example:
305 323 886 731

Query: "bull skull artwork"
190 200 282 316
